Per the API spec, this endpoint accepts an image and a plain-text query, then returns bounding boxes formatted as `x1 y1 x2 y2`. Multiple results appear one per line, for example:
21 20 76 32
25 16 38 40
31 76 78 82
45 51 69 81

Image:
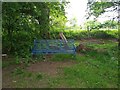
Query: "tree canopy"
87 1 119 19
2 2 68 55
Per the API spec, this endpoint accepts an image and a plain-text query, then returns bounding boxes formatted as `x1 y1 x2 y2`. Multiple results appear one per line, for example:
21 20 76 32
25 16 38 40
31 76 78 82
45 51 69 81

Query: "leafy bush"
50 29 118 40
91 30 118 39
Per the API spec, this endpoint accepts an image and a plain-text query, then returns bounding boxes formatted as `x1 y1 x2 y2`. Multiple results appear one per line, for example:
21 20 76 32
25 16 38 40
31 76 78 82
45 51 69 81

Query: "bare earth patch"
79 38 117 44
27 61 76 76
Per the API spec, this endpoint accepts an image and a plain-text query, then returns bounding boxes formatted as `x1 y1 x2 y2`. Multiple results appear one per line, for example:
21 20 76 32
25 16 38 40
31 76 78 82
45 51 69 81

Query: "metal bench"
32 39 76 55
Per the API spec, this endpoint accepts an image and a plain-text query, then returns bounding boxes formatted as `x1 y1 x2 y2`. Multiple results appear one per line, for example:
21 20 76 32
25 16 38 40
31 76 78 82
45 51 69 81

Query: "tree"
86 1 119 19
84 20 101 31
2 2 68 55
86 1 120 47
102 20 118 29
84 20 101 38
69 17 77 27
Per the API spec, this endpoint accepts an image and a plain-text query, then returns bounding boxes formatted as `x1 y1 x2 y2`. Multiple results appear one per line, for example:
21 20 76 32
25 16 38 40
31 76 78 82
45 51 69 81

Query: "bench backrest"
33 39 75 50
32 39 76 54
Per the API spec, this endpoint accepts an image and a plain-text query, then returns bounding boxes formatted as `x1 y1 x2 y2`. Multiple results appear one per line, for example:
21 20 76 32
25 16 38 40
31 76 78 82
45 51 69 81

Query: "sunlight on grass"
2 39 118 88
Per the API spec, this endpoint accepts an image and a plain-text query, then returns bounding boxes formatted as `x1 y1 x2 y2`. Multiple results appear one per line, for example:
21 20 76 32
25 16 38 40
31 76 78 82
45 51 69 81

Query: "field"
2 38 118 88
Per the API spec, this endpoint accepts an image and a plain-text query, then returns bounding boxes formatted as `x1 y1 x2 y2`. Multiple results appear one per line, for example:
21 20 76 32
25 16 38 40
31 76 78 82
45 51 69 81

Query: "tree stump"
76 44 92 53
76 44 85 52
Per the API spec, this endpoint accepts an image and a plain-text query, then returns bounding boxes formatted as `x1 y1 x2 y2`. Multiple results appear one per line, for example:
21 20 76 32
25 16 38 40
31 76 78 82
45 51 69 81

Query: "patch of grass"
61 59 118 88
46 40 118 88
2 59 16 68
12 67 25 75
11 72 48 88
36 73 43 80
11 67 33 78
50 54 75 61
48 78 60 87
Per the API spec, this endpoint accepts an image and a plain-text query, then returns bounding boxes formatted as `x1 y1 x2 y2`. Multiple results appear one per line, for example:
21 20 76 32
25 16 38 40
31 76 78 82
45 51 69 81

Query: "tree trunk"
38 3 50 39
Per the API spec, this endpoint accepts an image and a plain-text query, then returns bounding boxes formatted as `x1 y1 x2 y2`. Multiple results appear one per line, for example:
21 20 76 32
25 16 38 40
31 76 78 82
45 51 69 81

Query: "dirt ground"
79 38 117 44
27 61 77 76
2 60 77 88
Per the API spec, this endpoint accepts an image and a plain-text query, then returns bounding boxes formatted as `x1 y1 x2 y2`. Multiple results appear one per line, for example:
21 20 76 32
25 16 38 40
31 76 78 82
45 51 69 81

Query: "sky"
65 0 118 26
65 0 88 26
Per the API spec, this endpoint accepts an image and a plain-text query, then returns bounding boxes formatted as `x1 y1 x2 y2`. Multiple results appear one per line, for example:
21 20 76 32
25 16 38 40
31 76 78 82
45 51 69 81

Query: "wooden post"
59 32 69 49
59 32 67 43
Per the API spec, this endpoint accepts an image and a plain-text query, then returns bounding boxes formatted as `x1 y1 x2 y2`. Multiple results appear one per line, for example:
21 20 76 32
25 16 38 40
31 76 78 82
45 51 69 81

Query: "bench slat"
32 39 76 54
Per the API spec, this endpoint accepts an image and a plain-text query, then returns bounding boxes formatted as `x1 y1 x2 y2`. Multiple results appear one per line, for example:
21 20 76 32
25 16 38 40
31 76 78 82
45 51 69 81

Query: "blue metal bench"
32 39 76 55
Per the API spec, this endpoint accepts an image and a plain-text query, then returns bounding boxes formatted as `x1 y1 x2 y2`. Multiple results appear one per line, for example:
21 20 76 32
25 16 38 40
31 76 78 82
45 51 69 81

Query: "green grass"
2 39 118 88
62 56 117 88
50 29 118 39
47 53 118 88
2 58 16 68
50 54 76 61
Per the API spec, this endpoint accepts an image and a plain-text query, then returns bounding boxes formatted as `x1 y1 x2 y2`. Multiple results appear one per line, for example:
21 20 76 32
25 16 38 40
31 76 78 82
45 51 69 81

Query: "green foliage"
84 20 101 30
52 29 118 39
88 2 115 17
87 1 119 47
102 20 118 29
15 56 20 64
69 17 78 27
90 30 118 39
2 2 68 56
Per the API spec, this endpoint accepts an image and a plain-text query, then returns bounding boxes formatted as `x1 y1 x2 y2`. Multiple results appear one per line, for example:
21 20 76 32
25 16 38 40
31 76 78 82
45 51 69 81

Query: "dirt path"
27 61 77 76
79 38 117 44
2 59 77 88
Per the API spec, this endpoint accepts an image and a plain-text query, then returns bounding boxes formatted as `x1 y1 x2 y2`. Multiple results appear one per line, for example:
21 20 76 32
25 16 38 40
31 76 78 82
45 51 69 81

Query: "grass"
47 52 118 88
50 54 76 61
62 57 117 88
2 39 118 88
51 29 118 39
2 58 16 68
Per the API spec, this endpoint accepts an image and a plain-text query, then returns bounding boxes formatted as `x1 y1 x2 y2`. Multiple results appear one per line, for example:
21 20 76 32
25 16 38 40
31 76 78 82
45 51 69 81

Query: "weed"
15 56 20 64
12 67 24 75
36 73 43 80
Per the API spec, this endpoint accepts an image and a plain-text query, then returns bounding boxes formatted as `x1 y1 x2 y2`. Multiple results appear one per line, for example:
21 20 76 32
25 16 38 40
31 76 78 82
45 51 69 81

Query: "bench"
32 39 76 55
